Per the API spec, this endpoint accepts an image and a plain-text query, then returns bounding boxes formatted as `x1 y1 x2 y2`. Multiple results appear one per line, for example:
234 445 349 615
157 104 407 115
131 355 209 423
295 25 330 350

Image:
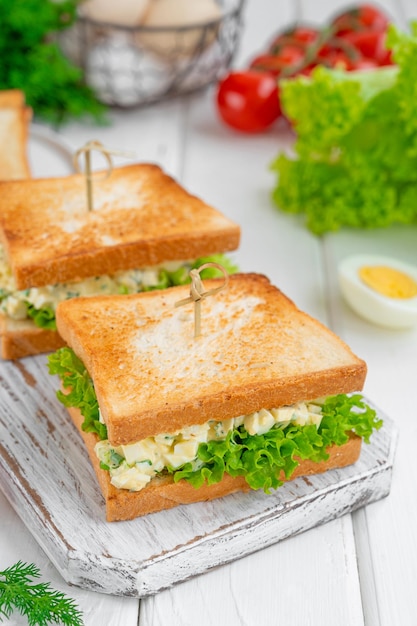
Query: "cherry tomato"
377 47 394 66
339 28 387 62
250 54 287 77
269 26 321 52
216 71 281 133
298 63 318 77
332 4 389 35
250 45 305 76
319 49 359 71
316 39 362 69
215 4 393 134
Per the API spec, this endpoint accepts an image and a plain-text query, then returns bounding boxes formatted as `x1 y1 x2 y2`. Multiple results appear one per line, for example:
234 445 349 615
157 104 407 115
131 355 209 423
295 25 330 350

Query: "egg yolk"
359 265 417 299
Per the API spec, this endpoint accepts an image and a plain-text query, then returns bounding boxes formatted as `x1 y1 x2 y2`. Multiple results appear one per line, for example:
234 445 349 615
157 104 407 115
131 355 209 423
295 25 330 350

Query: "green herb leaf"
0 0 106 124
0 561 83 626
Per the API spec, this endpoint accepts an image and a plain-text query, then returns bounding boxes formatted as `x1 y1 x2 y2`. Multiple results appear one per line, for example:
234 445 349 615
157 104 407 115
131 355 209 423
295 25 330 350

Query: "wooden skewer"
175 263 229 338
73 140 135 211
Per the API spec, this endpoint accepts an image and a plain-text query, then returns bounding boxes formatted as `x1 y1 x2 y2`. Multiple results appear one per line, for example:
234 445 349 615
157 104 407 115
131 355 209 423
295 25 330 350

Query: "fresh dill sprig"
0 561 84 626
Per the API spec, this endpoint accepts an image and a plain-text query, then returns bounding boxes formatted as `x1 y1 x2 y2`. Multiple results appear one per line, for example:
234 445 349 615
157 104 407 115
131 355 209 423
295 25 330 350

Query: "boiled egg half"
338 254 417 329
81 0 151 25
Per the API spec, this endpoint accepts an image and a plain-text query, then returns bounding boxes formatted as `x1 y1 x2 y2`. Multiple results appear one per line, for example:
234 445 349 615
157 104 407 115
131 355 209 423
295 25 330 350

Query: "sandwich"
0 89 31 180
47 272 382 522
0 162 240 359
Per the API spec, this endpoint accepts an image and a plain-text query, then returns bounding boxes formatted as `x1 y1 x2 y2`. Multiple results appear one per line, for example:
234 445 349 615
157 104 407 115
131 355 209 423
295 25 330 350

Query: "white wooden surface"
0 357 396 597
1 0 416 624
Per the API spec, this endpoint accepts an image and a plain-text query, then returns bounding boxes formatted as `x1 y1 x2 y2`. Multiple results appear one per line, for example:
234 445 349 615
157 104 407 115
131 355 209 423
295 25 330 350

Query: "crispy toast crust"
0 90 26 107
0 89 31 181
67 405 362 522
0 163 240 289
0 314 65 360
56 273 367 445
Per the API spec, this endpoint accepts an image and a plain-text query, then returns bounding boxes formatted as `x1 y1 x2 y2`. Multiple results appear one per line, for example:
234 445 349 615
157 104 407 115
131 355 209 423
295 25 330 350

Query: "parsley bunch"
0 0 105 124
0 561 83 625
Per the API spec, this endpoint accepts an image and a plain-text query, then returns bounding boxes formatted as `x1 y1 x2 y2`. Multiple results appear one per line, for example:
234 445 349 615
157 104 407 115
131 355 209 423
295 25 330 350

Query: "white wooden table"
2 0 417 624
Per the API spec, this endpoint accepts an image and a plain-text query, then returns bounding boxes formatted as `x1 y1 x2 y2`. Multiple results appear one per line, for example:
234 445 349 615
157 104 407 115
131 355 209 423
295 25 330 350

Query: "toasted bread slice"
0 90 26 107
0 163 240 289
0 89 31 180
0 314 65 360
67 404 362 521
56 273 367 445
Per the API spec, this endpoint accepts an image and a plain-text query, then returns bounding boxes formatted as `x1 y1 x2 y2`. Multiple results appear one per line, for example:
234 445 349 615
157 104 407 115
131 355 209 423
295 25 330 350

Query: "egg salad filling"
48 346 383 495
95 402 324 492
0 246 236 329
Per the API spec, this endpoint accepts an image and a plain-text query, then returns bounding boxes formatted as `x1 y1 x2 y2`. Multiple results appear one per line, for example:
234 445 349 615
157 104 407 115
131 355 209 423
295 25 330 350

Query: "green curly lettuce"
48 346 106 439
271 22 417 234
143 254 239 292
26 303 57 330
48 347 382 493
173 393 382 491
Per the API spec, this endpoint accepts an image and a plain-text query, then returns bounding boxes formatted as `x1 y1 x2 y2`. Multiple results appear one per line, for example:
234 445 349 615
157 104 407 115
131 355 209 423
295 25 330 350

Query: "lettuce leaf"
142 254 239 291
192 254 239 279
48 348 383 493
48 347 106 440
26 303 57 330
271 23 417 234
173 394 382 491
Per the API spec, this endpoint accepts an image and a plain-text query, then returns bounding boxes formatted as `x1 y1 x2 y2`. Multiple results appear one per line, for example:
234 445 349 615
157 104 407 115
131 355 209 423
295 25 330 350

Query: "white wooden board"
0 354 397 598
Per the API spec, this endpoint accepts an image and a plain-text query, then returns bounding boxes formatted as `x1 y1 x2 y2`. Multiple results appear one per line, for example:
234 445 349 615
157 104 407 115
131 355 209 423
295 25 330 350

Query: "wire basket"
60 0 245 107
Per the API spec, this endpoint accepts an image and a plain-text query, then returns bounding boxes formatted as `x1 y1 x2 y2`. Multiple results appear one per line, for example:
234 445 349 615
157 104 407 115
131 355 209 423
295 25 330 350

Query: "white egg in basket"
58 0 243 106
86 36 171 106
338 254 417 329
138 0 222 59
81 0 151 26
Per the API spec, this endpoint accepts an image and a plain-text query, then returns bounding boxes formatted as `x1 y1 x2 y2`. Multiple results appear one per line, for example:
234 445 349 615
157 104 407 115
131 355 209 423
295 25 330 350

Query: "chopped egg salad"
0 245 190 322
95 401 324 492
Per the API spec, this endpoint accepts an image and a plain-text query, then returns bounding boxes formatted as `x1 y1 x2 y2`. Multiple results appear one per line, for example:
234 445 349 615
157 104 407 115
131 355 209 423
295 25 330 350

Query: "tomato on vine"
215 3 393 133
331 4 390 34
216 71 281 133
